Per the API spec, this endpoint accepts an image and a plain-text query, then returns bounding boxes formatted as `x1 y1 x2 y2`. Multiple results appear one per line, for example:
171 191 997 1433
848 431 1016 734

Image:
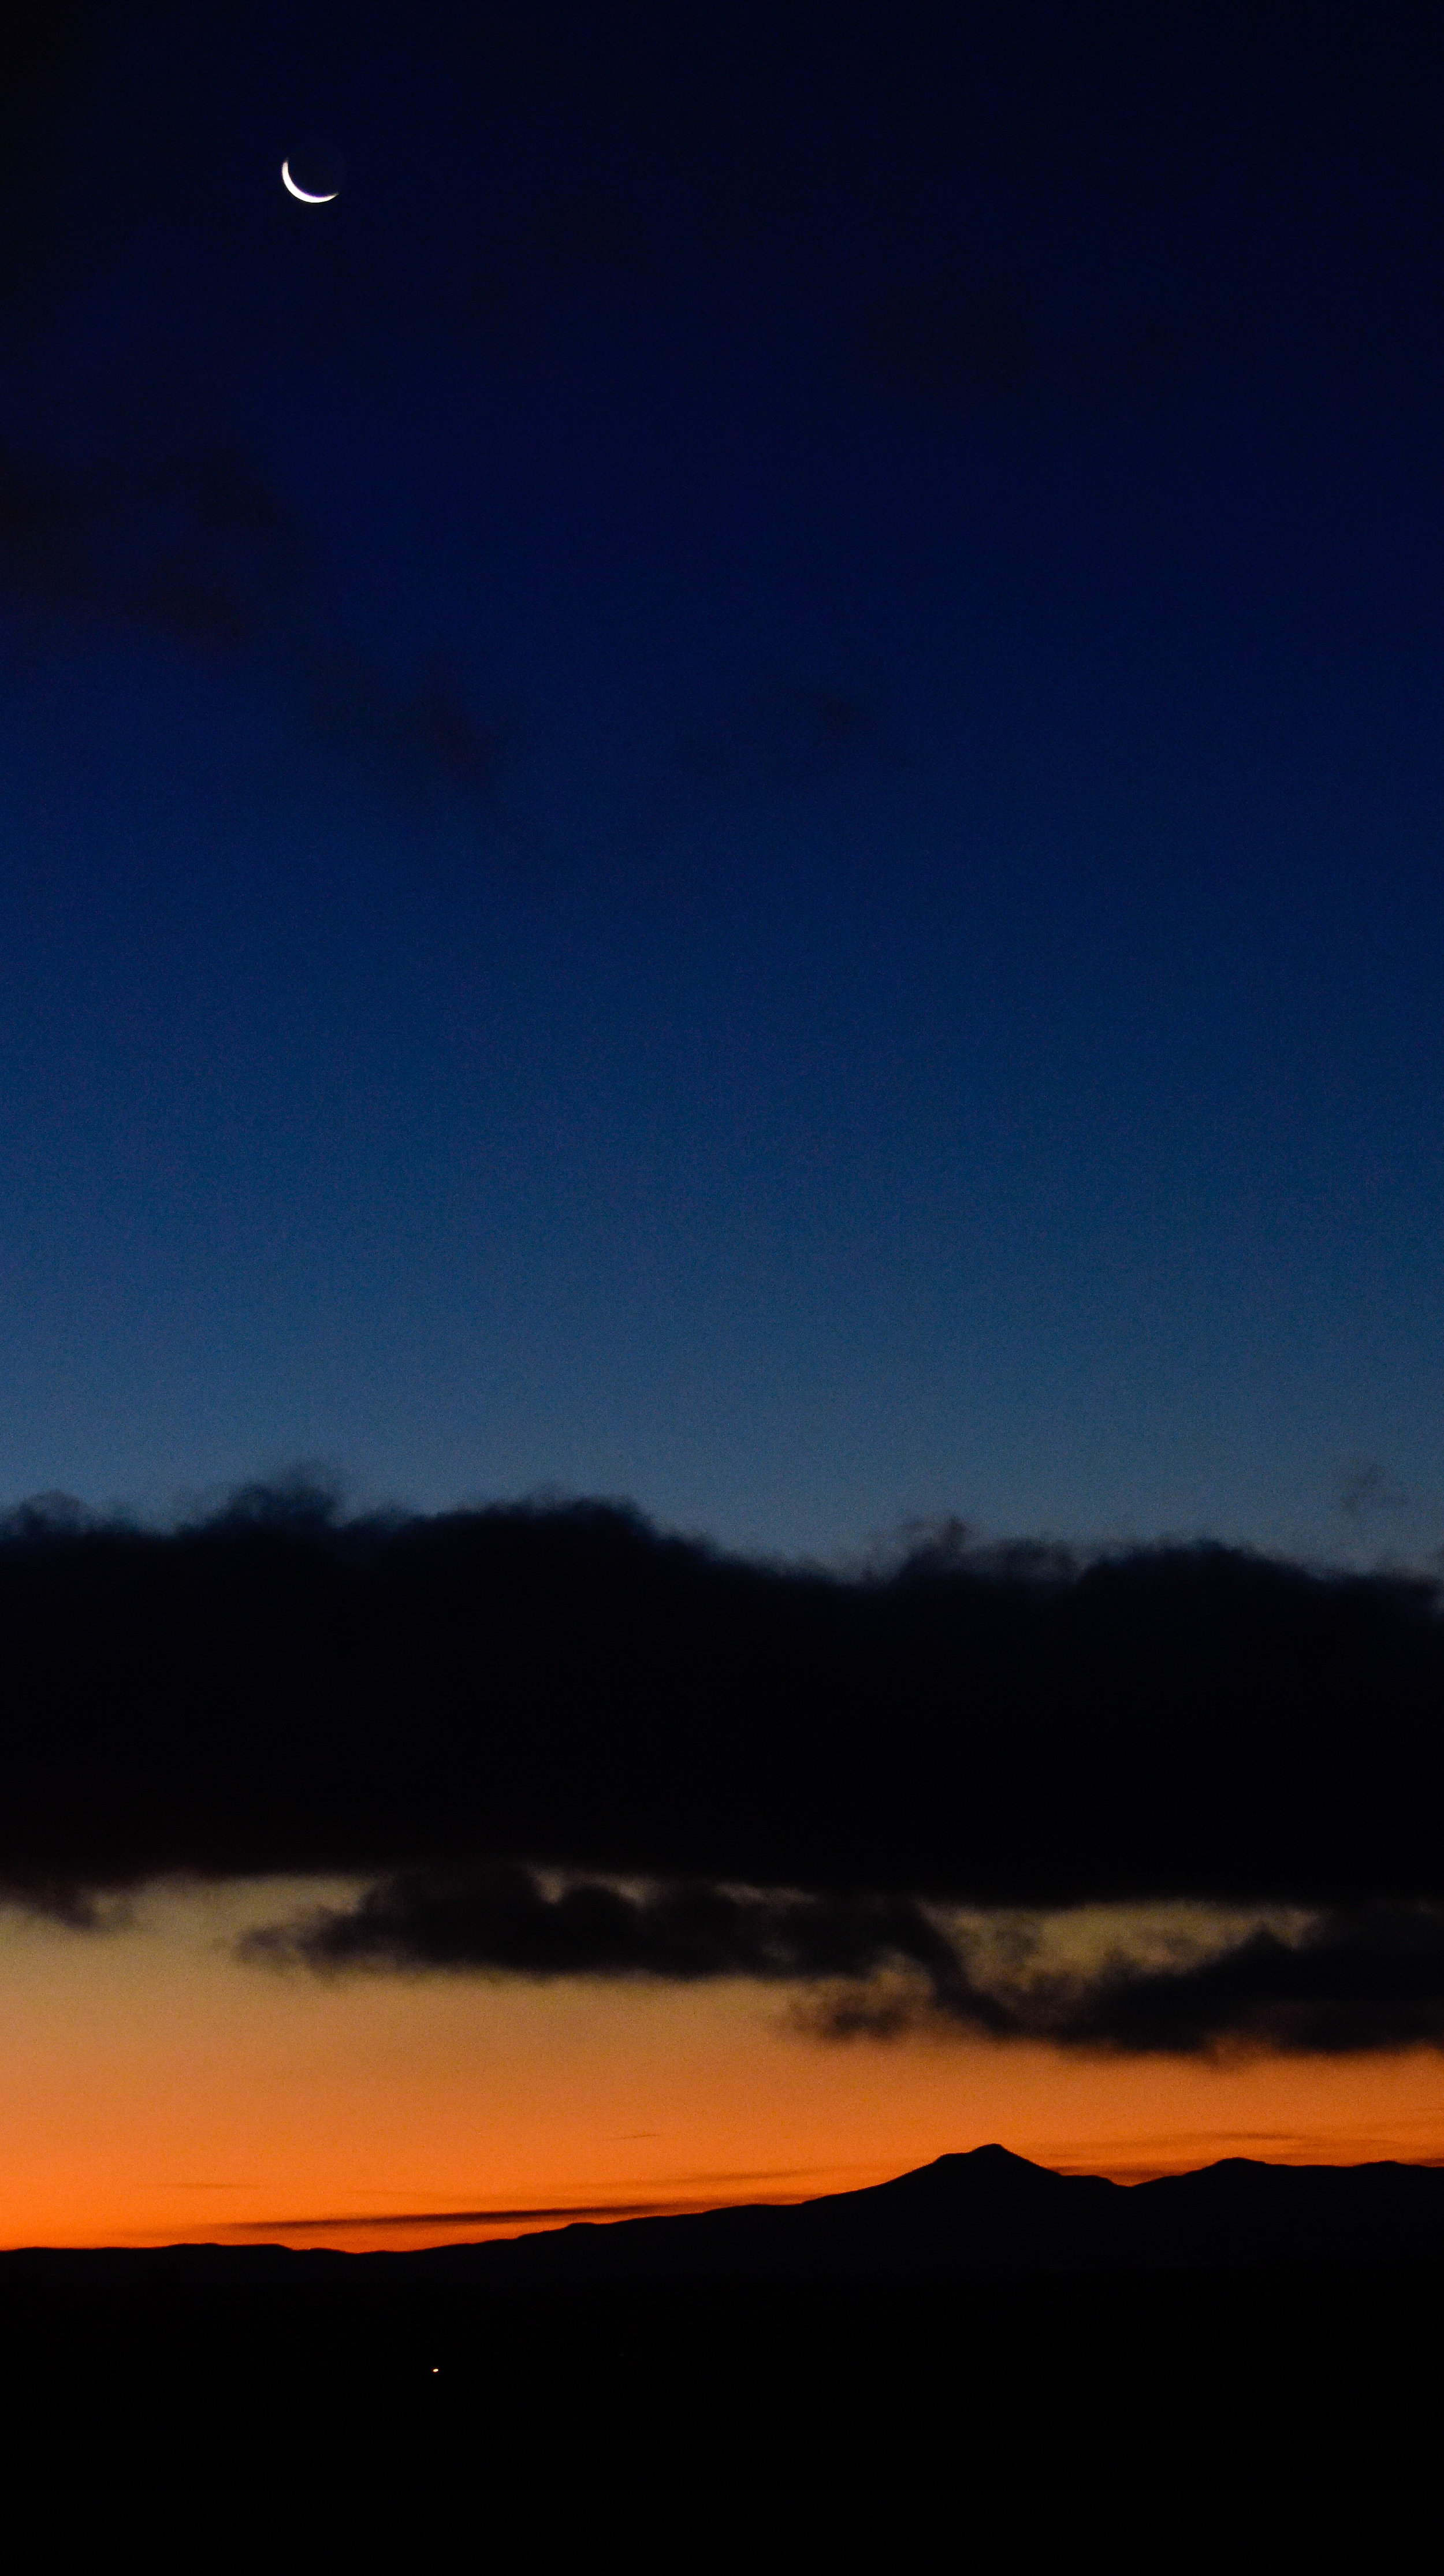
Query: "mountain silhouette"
6 2147 1444 2288
414 2145 1444 2283
3 2149 1441 2568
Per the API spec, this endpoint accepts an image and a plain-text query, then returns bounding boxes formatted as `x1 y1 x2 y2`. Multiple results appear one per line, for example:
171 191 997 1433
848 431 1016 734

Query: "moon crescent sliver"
281 160 337 203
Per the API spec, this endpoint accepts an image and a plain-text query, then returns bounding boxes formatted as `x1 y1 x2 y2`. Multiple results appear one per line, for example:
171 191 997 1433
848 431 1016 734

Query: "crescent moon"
281 160 337 204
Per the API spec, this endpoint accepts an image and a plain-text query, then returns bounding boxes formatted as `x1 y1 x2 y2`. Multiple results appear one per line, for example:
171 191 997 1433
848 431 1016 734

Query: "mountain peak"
941 2145 1047 2172
919 2146 1057 2180
865 2144 1062 2199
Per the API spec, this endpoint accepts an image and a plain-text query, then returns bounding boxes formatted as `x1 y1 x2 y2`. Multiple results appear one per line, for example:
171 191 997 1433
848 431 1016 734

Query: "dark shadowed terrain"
0 2255 1435 2562
2 2152 1440 2560
419 2141 1444 2278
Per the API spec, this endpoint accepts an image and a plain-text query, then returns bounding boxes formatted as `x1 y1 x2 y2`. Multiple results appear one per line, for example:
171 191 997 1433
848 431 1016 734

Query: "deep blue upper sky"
2 3 1441 1561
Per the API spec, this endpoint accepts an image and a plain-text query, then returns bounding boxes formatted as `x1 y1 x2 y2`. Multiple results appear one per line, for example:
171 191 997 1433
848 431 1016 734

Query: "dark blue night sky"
2 3 1442 1559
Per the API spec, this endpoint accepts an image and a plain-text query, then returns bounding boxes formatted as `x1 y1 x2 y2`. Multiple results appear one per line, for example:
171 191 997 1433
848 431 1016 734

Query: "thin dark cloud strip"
3 1486 1442 1921
227 2198 717 2232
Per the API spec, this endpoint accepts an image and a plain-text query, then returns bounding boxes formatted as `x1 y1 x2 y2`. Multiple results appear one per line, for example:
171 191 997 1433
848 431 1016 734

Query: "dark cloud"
803 1903 1444 2057
243 1855 1444 2059
1062 1904 1444 2056
1338 1461 1413 1521
0 440 308 649
241 1863 957 1987
6 1487 1444 2051
303 650 512 799
0 437 508 804
1 1490 1442 1956
680 674 891 800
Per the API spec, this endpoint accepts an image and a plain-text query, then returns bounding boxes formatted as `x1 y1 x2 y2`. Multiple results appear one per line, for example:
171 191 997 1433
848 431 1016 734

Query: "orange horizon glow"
2 1882 1442 2253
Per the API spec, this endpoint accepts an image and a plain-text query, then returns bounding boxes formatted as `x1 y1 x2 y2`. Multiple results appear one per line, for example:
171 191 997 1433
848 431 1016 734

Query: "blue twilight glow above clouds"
0 5 1441 1563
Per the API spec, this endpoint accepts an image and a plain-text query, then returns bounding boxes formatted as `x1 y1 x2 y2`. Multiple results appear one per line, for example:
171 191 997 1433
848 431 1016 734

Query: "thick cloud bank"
4 1487 1443 2051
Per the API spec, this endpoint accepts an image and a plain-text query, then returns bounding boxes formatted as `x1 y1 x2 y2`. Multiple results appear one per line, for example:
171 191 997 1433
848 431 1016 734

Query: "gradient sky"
2 2 1442 1565
2 6 1443 2242
5 1885 1443 2250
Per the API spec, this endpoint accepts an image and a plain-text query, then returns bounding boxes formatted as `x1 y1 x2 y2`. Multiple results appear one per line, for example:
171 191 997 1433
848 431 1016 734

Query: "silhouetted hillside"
6 2146 1444 2292
3 2156 1442 2560
422 2143 1444 2283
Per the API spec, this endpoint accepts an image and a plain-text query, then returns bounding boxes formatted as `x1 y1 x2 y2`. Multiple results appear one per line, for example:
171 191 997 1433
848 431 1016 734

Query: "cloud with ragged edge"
243 1867 1444 2060
678 672 895 801
0 435 513 807
796 1901 1444 2057
0 440 309 649
3 1484 1444 2056
239 1865 963 1989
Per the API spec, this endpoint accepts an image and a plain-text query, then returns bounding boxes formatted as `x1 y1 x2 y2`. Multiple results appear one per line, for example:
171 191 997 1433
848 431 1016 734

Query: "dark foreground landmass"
2 2153 1441 2562
1 2255 1437 2563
